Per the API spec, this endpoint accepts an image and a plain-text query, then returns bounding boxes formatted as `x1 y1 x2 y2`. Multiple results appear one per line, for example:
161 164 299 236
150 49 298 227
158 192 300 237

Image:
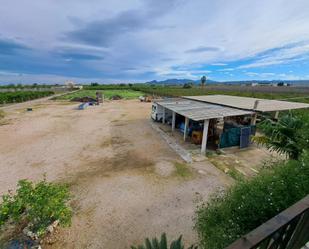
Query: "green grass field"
56 89 143 100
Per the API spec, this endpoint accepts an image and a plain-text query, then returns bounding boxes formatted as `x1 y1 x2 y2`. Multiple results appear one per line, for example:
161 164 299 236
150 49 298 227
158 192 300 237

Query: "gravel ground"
0 99 232 249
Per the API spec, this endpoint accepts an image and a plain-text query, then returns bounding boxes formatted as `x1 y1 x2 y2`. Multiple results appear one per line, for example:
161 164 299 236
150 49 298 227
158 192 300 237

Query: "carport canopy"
155 98 253 121
183 95 309 112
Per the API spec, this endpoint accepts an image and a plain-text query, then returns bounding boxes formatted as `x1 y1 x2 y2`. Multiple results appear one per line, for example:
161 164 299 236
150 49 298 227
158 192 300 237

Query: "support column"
274 111 279 120
172 111 176 132
162 107 165 124
201 119 209 155
183 117 189 141
251 113 257 125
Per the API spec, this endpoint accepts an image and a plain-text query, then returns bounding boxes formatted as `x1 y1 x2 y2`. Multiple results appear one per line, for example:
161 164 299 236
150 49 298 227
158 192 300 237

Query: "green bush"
195 152 309 249
131 233 198 249
0 179 72 236
253 113 309 159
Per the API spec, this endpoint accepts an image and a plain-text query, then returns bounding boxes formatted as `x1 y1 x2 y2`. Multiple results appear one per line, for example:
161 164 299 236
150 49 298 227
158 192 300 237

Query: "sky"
1 0 309 84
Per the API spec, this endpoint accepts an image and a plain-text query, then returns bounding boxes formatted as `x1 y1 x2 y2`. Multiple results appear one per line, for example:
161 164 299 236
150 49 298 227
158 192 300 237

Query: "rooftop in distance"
183 95 309 112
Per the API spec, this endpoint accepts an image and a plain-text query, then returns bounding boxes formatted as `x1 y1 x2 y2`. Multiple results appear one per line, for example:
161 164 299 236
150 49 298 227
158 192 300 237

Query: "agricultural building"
152 95 309 154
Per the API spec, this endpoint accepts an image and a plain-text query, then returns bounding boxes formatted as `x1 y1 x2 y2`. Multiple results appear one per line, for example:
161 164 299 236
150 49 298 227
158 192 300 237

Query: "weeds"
174 162 193 178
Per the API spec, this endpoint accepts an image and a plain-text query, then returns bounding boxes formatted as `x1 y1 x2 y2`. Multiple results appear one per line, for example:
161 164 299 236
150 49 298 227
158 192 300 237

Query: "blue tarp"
220 127 241 148
219 125 256 148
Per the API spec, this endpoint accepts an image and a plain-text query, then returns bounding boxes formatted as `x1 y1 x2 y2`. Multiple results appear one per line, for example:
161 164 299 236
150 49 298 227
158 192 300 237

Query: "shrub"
253 113 309 159
183 83 193 89
131 233 198 249
195 152 309 249
0 179 72 237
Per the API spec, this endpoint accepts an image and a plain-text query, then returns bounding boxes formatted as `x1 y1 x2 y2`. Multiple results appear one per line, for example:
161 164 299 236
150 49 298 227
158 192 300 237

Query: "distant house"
276 82 290 87
251 82 290 87
251 82 270 87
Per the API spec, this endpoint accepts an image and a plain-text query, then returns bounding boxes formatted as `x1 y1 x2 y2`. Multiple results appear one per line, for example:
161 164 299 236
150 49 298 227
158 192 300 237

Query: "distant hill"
146 78 218 85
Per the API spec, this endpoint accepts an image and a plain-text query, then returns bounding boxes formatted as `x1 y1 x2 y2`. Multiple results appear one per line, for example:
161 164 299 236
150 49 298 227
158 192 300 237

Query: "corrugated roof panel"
155 98 253 121
183 95 309 112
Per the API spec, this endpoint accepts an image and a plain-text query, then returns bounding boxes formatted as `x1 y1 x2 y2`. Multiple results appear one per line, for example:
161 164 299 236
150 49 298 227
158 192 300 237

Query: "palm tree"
200 76 206 88
252 113 309 160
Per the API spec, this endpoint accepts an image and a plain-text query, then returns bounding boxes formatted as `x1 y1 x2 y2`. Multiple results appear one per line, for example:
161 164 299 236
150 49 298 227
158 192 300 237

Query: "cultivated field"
56 89 143 101
0 91 54 104
133 85 309 101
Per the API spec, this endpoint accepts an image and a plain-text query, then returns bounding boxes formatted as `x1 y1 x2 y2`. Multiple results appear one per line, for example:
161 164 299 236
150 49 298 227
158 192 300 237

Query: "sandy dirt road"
0 99 232 249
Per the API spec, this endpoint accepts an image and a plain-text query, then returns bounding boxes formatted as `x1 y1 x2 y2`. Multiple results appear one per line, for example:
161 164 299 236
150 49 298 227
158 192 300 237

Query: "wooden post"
184 117 189 141
172 111 176 132
201 119 209 155
162 107 165 124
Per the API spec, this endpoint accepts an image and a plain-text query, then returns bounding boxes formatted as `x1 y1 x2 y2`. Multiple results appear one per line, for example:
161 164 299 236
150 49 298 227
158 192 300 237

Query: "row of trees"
0 91 54 104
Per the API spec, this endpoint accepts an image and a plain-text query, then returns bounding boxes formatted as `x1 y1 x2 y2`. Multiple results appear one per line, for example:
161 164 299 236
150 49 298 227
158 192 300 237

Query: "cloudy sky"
1 0 309 84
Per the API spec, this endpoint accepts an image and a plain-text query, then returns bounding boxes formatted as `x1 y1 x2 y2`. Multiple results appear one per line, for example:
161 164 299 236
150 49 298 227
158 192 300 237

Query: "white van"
151 102 172 123
151 103 163 121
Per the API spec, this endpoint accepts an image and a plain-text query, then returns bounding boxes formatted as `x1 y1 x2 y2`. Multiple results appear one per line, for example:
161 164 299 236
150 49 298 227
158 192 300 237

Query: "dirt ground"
0 99 233 249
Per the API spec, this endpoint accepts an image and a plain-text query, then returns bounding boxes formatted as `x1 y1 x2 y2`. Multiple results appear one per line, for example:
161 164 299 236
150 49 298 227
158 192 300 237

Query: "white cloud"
211 63 227 66
0 71 145 84
245 71 303 80
0 0 309 81
239 42 309 69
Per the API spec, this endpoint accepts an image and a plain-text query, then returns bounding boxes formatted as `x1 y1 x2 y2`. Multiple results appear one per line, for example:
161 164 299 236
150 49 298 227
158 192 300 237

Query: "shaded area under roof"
183 95 309 112
155 98 253 121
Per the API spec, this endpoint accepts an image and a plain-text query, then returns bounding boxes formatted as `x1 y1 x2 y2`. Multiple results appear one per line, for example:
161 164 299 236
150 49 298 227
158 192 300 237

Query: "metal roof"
155 98 253 121
183 95 309 112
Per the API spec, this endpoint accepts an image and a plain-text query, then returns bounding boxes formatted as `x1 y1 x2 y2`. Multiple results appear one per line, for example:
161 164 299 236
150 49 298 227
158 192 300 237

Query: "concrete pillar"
201 119 210 155
183 117 189 141
251 113 257 125
172 111 176 132
162 107 165 124
274 111 279 119
253 100 259 110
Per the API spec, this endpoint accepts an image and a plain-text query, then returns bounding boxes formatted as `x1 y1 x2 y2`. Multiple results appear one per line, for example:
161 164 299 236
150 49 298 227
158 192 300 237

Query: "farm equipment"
139 95 153 102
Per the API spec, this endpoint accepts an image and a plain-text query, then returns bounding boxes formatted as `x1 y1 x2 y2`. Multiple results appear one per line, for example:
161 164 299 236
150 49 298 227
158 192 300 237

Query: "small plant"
131 233 198 249
0 179 72 237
